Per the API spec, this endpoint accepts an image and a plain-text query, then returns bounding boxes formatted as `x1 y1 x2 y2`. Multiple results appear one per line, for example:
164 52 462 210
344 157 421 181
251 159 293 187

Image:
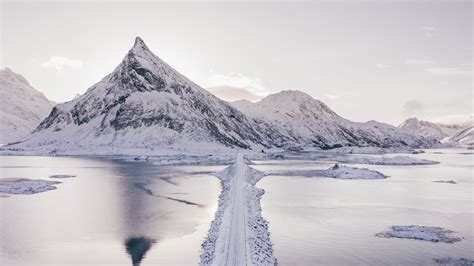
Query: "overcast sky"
1 1 472 125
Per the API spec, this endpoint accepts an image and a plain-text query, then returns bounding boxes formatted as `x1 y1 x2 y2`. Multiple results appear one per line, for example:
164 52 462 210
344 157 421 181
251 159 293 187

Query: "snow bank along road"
200 152 275 265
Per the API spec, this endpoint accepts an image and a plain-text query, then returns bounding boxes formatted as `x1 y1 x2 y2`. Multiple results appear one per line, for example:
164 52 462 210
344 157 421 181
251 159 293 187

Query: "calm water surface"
256 149 473 265
1 149 472 265
0 156 223 265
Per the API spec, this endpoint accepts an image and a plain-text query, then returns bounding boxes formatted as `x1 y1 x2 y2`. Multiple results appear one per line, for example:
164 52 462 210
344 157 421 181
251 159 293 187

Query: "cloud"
207 85 264 102
402 99 424 116
323 93 340 100
375 64 390 69
406 59 435 65
205 73 270 97
431 114 474 126
41 56 83 72
421 26 437 37
425 67 472 76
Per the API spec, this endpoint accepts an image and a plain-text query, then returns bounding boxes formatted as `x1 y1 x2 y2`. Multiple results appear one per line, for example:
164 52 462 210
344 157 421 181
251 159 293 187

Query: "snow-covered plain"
0 178 60 195
375 225 462 243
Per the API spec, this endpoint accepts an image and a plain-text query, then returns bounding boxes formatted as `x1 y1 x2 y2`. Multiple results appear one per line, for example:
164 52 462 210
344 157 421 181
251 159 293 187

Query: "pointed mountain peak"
130 36 151 55
133 36 147 47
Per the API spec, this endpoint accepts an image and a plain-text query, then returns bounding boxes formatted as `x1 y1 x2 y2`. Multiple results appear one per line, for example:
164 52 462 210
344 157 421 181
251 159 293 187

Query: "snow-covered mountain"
398 117 462 140
8 38 435 154
444 126 474 148
399 117 473 147
0 68 54 144
232 91 436 150
16 37 267 152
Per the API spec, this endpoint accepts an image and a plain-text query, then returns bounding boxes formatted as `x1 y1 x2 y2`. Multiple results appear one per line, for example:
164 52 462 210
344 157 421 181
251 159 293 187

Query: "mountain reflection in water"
124 237 156 266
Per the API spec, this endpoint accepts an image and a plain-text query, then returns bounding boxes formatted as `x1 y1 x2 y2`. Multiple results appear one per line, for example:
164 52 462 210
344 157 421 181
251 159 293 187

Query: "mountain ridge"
0 68 54 144
399 117 472 147
232 90 437 150
24 37 268 151
7 37 436 154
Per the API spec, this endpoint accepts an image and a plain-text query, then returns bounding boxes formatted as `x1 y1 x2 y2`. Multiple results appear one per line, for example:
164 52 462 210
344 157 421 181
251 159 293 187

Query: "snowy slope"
14 37 267 152
398 117 462 140
444 126 474 147
399 117 473 147
232 90 436 149
0 68 54 144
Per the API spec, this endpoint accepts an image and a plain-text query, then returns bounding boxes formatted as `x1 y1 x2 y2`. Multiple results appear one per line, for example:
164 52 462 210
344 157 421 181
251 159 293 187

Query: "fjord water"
256 149 473 265
0 156 222 265
1 150 472 265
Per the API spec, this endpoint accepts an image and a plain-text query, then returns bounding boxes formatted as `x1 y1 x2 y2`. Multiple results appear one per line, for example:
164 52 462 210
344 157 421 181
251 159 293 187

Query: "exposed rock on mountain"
18 37 266 151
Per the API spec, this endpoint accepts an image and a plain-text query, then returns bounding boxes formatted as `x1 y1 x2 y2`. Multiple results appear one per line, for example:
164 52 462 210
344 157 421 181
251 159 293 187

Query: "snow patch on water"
268 164 387 179
433 257 474 265
0 178 60 195
375 225 462 243
317 164 388 179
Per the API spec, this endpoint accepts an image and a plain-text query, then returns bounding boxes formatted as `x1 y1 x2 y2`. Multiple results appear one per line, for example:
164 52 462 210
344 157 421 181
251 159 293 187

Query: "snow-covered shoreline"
325 155 440 165
0 146 239 167
200 153 275 265
250 149 441 166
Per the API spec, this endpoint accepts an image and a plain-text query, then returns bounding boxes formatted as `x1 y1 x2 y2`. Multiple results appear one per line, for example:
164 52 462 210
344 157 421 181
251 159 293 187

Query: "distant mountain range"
399 117 473 147
0 68 54 144
4 37 439 154
231 91 434 150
